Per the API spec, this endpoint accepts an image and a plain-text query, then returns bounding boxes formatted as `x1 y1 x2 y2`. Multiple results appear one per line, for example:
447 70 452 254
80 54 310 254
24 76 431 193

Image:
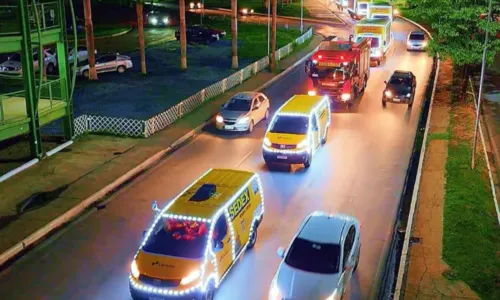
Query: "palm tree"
136 1 147 74
231 0 238 69
83 0 97 80
179 0 187 69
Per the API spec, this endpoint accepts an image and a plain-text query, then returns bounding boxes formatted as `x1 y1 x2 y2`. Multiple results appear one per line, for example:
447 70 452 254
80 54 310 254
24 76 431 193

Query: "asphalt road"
0 19 432 300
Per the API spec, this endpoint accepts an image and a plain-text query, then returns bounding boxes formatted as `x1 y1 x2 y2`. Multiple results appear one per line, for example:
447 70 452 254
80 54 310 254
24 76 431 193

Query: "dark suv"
382 70 417 108
175 26 219 44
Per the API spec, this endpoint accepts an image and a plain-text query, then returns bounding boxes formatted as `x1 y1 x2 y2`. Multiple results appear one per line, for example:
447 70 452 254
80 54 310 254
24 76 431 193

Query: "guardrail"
0 2 60 36
73 27 314 138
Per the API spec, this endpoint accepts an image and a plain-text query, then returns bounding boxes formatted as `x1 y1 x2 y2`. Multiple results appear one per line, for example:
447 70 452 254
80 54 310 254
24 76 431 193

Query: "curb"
0 42 320 269
391 15 440 300
214 8 345 26
69 27 133 43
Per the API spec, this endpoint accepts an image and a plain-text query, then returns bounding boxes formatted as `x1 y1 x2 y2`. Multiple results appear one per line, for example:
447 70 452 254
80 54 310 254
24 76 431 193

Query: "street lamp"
471 0 493 169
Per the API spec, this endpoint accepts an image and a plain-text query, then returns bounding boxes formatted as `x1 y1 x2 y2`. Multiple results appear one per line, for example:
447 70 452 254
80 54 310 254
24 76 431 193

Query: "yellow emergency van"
354 17 393 66
129 168 265 300
262 95 331 169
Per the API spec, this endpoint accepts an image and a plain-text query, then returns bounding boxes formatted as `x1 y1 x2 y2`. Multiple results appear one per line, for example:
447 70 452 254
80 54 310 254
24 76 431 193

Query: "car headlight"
189 2 195 8
150 17 158 24
242 8 248 14
131 260 140 279
163 17 169 24
216 115 224 123
308 90 317 96
269 282 282 300
238 116 250 124
341 93 351 101
422 41 427 47
373 50 382 57
297 138 309 149
250 9 254 13
406 93 411 98
385 90 392 97
180 270 200 285
407 41 411 46
197 2 202 8
263 137 272 147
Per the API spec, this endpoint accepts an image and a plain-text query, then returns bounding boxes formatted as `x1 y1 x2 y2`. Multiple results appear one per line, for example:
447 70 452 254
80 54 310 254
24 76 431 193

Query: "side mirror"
142 230 146 237
277 247 286 258
152 201 160 215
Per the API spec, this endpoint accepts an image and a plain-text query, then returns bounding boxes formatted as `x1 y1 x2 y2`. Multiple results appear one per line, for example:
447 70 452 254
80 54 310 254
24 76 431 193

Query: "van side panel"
228 186 253 256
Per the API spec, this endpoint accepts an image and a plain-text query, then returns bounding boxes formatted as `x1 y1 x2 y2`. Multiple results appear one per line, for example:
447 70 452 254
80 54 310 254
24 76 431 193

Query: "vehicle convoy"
269 212 361 300
216 92 270 133
382 70 417 108
340 0 394 21
304 37 371 108
129 168 265 300
262 95 330 169
354 17 393 66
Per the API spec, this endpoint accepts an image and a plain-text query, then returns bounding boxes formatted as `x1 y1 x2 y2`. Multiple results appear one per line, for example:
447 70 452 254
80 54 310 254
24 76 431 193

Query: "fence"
73 27 314 138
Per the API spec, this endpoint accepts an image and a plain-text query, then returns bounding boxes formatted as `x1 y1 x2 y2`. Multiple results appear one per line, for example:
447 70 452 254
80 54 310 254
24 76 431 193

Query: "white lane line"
235 150 254 168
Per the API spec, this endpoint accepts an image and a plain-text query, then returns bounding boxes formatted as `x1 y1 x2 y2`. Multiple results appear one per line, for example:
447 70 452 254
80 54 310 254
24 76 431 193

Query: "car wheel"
264 109 269 120
199 280 215 300
83 69 90 78
382 100 387 108
247 224 258 249
363 75 368 91
321 127 328 145
377 60 381 66
304 153 312 168
117 65 126 74
46 63 55 74
247 120 254 133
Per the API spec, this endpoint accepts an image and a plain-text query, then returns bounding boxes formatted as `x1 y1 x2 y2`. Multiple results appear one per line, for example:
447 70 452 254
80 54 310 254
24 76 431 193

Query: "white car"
406 30 427 51
0 49 57 75
269 212 361 300
216 91 270 133
68 45 96 64
76 53 133 77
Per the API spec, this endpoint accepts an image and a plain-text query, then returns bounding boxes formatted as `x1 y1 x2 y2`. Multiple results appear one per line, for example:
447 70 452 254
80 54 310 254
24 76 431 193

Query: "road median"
0 34 323 269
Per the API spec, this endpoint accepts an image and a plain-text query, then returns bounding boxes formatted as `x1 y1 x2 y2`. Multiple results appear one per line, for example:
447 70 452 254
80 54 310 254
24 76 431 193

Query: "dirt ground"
403 60 480 299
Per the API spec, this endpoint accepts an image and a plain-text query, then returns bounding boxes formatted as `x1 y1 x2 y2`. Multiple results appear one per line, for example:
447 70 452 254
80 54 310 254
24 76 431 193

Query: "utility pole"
136 1 147 75
83 0 97 80
179 0 187 69
471 0 493 169
231 0 238 69
270 0 277 72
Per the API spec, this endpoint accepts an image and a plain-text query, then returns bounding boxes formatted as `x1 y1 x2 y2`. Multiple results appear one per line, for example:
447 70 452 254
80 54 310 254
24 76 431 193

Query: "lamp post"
471 0 493 169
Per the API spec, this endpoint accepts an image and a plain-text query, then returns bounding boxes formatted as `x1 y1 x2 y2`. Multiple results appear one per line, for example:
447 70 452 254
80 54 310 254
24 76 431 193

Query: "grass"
72 25 132 40
189 15 303 59
442 98 500 300
201 0 312 18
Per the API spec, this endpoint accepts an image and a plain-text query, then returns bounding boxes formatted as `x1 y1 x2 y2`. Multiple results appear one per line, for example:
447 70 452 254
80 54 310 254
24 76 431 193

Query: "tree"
83 0 97 80
231 0 238 69
270 0 277 71
136 1 147 75
410 0 500 95
179 0 187 69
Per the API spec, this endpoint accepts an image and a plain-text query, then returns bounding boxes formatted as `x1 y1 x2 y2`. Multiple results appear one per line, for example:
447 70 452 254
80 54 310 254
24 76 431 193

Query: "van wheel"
117 65 126 74
247 224 258 249
382 100 387 108
363 75 368 91
200 280 215 300
321 127 328 145
247 120 254 133
304 153 312 168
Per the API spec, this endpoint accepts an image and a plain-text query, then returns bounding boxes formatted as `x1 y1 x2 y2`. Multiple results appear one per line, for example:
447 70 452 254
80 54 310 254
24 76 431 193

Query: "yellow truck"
369 1 394 21
354 17 393 66
343 0 372 20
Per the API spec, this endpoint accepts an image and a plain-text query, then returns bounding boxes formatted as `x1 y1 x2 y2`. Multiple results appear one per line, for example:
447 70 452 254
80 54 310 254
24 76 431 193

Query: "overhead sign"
355 25 384 35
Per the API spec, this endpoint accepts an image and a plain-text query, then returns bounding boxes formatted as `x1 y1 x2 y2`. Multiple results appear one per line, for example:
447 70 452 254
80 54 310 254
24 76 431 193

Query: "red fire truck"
305 36 371 108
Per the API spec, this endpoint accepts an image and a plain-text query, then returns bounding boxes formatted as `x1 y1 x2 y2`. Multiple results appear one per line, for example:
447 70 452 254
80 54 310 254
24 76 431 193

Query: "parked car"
216 92 270 133
0 49 57 76
382 70 417 108
175 26 219 44
191 24 226 40
406 30 427 51
68 45 97 64
270 212 361 300
239 7 255 16
145 10 169 26
75 53 132 78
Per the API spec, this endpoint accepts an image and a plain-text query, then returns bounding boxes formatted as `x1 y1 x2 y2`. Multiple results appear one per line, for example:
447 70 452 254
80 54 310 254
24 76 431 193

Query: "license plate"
225 125 234 129
393 98 400 102
318 62 339 67
277 155 287 160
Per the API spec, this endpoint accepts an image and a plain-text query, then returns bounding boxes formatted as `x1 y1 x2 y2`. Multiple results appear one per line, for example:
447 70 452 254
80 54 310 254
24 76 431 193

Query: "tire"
46 63 55 74
199 280 215 300
363 75 368 91
247 120 254 133
247 224 258 249
83 69 89 78
264 109 269 120
117 65 126 74
321 127 328 145
382 100 387 108
304 153 312 168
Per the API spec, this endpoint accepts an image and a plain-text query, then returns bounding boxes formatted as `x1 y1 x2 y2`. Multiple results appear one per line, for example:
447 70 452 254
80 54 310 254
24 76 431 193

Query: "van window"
142 218 209 259
311 116 318 131
270 115 309 135
369 37 380 48
213 214 228 242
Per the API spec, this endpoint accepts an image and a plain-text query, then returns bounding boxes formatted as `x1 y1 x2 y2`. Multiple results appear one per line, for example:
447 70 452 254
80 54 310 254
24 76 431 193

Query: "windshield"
312 65 348 80
142 218 209 259
8 53 21 62
409 33 425 40
389 76 410 86
285 238 341 274
369 37 380 48
270 115 309 135
224 97 251 111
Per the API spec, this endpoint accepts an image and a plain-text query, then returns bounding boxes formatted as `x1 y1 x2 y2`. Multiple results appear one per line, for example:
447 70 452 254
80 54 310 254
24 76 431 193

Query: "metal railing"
0 2 60 36
73 28 314 138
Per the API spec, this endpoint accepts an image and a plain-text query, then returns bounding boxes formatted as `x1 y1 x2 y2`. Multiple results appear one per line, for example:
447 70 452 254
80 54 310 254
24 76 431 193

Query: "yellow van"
129 168 265 300
262 95 331 169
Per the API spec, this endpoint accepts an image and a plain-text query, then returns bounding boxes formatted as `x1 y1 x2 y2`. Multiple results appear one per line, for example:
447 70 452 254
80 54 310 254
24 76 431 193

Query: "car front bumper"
383 95 411 104
262 148 309 164
216 121 251 132
129 277 200 300
407 44 425 51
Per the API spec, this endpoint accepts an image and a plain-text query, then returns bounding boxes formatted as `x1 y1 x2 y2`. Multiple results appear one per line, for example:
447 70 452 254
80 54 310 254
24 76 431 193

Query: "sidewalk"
0 35 323 263
403 60 500 299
